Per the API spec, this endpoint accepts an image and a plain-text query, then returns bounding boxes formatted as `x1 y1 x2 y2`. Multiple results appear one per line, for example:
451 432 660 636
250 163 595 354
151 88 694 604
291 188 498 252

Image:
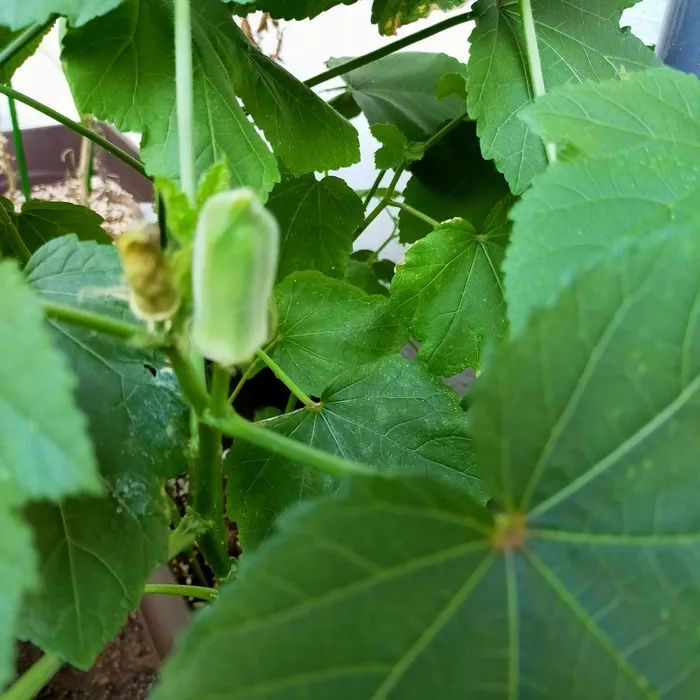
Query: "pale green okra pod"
192 189 280 366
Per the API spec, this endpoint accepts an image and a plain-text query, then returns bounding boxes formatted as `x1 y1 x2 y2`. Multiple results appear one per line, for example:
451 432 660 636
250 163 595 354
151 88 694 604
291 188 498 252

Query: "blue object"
656 0 700 76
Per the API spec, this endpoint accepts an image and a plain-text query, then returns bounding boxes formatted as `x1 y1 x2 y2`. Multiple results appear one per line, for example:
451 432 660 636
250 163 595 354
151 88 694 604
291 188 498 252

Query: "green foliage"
270 272 407 396
225 355 479 548
234 0 468 34
0 261 100 686
267 175 364 281
0 23 52 81
333 52 468 141
372 124 424 169
398 121 510 243
0 198 107 259
3 1 700 697
506 67 700 334
22 236 187 667
391 208 510 377
467 0 658 193
0 0 123 30
156 227 700 699
62 0 358 191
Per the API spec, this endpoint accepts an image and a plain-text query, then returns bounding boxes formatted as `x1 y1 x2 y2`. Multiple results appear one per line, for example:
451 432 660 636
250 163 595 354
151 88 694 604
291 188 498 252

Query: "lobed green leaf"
225 354 479 548
467 0 658 193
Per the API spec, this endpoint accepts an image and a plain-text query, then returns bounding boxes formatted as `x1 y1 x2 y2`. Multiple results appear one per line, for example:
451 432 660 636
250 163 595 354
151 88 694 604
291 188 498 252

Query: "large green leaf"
62 0 278 193
21 487 169 668
0 261 100 504
390 207 510 377
0 0 123 29
0 198 107 258
0 511 36 691
270 272 407 397
225 355 479 548
335 52 468 142
21 236 185 667
0 261 100 687
63 0 359 189
154 229 700 699
398 120 510 243
467 0 658 194
268 175 364 281
505 67 700 334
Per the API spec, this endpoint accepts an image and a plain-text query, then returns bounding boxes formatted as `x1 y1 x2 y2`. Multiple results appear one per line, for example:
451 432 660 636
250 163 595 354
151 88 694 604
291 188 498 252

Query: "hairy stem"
256 348 315 408
174 0 196 202
0 84 147 178
518 0 556 163
42 301 144 340
7 94 30 200
143 583 218 602
208 410 374 479
305 10 477 88
0 654 62 700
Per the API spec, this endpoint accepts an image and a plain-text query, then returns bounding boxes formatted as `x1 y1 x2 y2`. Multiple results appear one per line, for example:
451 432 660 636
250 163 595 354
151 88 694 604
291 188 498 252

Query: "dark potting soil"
16 613 159 699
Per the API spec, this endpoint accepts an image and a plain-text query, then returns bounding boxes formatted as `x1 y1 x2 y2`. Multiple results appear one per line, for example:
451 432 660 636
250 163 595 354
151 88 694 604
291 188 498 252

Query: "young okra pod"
191 189 279 366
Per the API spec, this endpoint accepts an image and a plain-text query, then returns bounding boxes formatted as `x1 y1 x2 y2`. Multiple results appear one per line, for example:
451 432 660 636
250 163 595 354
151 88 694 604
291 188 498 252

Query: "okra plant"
0 0 697 697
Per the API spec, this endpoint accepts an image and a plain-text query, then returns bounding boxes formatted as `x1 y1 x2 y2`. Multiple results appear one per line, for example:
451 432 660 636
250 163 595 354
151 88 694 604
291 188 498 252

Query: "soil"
16 613 159 700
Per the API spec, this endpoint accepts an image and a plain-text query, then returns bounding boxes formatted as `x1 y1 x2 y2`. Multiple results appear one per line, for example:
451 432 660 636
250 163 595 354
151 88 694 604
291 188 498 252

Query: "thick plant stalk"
518 0 557 163
0 654 62 700
174 0 196 203
172 0 229 577
192 365 231 580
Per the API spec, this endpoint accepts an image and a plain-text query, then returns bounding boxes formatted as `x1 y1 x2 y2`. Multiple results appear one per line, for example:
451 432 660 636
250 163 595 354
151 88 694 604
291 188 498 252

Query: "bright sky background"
0 0 670 257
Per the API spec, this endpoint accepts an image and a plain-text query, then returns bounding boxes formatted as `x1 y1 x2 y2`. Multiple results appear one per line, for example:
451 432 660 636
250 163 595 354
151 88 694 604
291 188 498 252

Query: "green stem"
423 112 466 150
7 94 30 200
0 17 55 73
256 348 315 408
42 301 144 340
194 418 230 579
174 0 196 202
229 358 262 404
305 10 477 88
165 346 210 414
284 390 298 413
191 365 231 580
0 654 62 700
208 410 374 479
368 230 398 264
0 84 147 178
362 169 386 209
143 583 218 602
354 166 404 241
518 0 556 163
386 200 440 228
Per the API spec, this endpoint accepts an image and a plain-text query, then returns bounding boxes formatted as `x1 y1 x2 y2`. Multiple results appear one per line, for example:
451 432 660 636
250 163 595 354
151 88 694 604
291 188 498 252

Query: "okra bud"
191 189 279 366
116 224 181 323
